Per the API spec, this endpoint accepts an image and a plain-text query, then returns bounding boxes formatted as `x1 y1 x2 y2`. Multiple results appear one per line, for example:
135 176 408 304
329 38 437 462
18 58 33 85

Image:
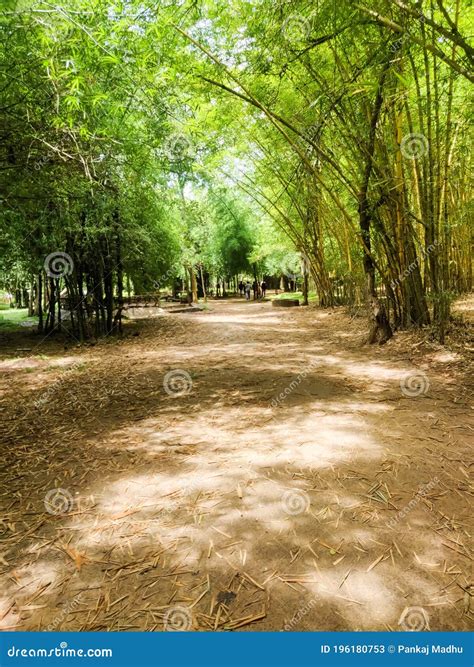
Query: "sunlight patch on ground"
430 351 460 363
306 569 399 627
104 403 380 472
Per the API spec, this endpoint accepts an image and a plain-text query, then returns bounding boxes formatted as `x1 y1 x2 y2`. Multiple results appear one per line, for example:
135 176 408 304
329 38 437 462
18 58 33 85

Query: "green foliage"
208 191 255 277
0 0 471 338
0 308 38 331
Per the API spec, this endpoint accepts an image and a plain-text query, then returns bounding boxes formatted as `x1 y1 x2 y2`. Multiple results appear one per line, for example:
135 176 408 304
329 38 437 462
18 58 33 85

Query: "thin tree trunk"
199 264 207 302
302 256 309 306
359 59 392 344
28 279 34 317
37 273 43 333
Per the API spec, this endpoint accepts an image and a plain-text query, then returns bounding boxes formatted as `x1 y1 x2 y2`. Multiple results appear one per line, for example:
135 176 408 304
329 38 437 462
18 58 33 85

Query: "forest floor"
0 296 473 632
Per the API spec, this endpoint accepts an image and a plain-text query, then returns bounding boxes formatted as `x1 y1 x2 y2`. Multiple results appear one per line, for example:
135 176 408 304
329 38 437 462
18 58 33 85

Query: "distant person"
244 281 251 300
252 280 258 300
216 281 221 297
261 280 267 298
238 280 244 297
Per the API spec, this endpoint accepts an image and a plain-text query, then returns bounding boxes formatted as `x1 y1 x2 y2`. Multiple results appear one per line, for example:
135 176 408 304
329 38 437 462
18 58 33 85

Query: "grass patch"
272 291 318 302
0 308 38 331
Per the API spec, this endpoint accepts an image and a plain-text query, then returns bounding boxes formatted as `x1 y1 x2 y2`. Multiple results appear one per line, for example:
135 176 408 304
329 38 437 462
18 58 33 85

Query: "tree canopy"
1 0 472 342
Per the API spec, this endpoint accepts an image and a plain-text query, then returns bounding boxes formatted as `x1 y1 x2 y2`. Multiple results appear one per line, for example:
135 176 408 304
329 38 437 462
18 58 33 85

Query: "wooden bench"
122 294 160 308
272 299 300 308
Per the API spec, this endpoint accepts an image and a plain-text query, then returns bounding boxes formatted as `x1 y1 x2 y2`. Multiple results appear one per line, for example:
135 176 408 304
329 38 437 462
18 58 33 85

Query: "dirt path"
1 299 472 632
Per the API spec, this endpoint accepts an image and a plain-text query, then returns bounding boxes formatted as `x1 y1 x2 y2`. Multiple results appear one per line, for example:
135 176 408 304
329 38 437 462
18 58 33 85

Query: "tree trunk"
113 212 124 334
359 59 393 344
190 267 198 303
302 255 309 306
56 278 61 333
37 273 43 333
28 279 35 317
199 264 207 302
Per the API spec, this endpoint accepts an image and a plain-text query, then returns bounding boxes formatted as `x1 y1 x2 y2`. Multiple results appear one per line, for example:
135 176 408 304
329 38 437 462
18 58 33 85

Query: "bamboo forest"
0 0 473 645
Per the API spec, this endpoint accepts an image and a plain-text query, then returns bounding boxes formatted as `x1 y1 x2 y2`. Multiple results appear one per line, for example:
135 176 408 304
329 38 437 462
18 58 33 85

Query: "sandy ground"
0 298 472 632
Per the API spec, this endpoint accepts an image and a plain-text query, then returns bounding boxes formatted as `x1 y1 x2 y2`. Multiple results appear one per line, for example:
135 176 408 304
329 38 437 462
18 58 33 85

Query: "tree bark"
359 60 393 344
